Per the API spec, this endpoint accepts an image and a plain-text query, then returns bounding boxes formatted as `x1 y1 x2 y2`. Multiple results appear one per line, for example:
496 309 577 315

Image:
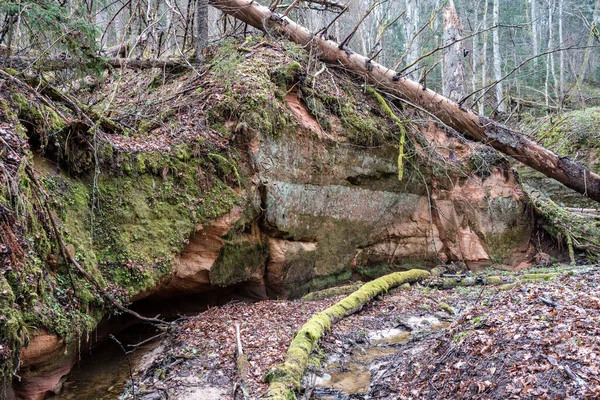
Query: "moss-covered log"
265 269 429 399
301 282 363 301
527 187 600 260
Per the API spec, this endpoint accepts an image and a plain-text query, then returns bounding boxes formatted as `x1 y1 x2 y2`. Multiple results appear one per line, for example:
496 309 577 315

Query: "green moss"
210 40 245 90
272 61 302 89
0 98 17 121
366 86 407 180
438 301 455 315
528 107 600 174
209 239 268 287
301 282 363 301
499 282 520 291
11 92 67 133
0 277 24 389
207 55 296 137
340 105 381 145
299 89 331 131
485 276 504 285
288 269 352 299
521 273 559 281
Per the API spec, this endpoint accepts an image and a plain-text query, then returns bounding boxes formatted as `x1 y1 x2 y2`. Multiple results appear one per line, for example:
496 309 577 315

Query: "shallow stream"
309 316 451 399
54 324 161 400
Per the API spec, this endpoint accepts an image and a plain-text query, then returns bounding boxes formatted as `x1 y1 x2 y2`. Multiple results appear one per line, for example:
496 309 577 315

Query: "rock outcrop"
1 39 532 398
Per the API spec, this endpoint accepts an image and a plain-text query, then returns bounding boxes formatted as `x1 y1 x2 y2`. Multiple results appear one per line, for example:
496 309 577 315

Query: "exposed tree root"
264 269 429 400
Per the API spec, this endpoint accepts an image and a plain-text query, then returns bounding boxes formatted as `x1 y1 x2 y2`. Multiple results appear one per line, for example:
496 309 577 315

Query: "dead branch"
234 322 249 400
339 1 380 49
539 297 561 307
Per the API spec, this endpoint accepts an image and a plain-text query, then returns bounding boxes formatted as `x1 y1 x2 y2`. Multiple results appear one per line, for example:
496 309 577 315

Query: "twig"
109 334 136 399
234 322 250 400
564 365 586 387
339 1 382 49
127 332 166 351
539 297 561 307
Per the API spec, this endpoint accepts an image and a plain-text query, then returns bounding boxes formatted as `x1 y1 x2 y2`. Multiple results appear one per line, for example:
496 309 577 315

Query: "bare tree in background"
546 0 558 107
479 0 489 114
442 0 466 101
558 0 565 101
530 0 539 71
404 0 420 80
196 0 209 62
492 0 505 112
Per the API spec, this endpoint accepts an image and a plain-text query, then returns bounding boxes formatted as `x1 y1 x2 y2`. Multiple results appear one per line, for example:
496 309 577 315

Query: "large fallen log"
209 0 600 203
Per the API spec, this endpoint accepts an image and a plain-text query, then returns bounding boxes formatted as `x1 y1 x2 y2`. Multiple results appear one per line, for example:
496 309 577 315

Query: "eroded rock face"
10 332 76 400
136 92 532 299
250 93 531 295
12 86 532 399
155 207 244 297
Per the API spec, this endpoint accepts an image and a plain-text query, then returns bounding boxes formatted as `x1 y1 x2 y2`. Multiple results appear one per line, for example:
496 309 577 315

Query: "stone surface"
10 73 533 399
10 332 76 400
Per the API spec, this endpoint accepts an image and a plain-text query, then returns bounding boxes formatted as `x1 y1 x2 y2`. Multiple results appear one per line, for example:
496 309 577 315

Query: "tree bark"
530 0 539 71
442 0 466 102
558 0 564 102
480 0 489 115
404 0 420 80
195 0 209 62
208 0 600 203
492 0 505 112
546 0 558 108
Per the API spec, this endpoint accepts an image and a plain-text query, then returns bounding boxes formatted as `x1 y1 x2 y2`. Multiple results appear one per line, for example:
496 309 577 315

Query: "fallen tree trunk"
209 0 600 203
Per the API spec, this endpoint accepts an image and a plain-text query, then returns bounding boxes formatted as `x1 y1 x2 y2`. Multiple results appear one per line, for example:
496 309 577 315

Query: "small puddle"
312 315 451 398
55 324 161 399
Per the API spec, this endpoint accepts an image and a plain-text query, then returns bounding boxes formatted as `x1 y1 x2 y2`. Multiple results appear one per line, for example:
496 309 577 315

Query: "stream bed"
54 324 162 400
309 316 452 399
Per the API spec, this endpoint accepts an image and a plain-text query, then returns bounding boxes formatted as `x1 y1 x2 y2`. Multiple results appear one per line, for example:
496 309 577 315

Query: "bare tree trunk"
404 0 420 80
479 0 489 115
208 0 600 203
558 0 564 102
546 0 558 107
569 0 600 105
442 0 466 102
530 0 539 71
492 0 505 112
195 0 209 62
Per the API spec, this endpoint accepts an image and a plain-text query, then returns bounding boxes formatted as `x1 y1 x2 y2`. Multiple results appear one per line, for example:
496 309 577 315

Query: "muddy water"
52 288 259 399
54 324 161 400
311 316 450 399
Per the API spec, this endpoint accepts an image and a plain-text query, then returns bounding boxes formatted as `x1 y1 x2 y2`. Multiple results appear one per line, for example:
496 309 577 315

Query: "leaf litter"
123 269 600 399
